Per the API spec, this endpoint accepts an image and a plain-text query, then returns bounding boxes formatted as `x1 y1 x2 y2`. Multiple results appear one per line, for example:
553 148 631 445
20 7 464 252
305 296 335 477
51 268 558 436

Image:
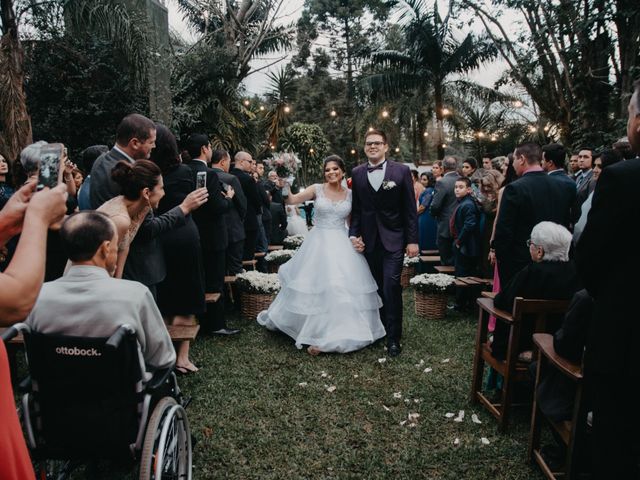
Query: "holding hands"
350 236 365 253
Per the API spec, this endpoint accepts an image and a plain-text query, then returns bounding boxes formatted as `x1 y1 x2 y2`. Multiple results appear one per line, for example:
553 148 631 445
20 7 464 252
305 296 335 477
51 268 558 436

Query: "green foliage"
279 122 330 186
24 31 146 157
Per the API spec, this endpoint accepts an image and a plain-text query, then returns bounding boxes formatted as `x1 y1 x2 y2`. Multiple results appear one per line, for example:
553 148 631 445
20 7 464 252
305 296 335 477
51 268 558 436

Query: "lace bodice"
313 184 351 230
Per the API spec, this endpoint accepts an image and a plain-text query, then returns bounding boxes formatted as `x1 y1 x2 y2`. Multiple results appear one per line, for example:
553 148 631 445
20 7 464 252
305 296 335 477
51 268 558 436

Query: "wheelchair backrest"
23 325 146 460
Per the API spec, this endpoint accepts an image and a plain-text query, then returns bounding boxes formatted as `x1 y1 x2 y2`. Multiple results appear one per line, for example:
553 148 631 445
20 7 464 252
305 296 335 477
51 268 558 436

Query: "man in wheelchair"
26 210 175 371
12 211 192 479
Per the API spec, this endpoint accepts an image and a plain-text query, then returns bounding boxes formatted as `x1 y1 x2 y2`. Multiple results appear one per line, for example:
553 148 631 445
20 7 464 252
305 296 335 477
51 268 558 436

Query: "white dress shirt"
367 160 387 191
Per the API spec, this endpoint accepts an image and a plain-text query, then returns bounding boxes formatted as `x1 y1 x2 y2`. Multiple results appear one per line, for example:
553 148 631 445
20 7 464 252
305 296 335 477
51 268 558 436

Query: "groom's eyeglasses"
365 141 385 147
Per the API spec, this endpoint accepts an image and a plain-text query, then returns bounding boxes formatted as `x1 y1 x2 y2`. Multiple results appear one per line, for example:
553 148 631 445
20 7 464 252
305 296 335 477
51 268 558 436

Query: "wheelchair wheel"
139 397 192 480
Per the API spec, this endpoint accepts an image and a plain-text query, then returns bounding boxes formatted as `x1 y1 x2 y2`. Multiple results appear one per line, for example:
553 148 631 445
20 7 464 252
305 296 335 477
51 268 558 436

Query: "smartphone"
222 183 230 193
37 143 64 191
196 171 207 189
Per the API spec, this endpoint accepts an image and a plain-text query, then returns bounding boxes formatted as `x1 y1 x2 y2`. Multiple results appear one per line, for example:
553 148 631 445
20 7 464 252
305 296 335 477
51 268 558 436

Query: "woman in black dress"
151 124 207 374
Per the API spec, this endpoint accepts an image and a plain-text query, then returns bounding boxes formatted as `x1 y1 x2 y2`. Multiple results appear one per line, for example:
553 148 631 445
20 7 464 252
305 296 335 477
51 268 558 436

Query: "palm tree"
362 0 498 160
264 68 296 148
0 0 149 161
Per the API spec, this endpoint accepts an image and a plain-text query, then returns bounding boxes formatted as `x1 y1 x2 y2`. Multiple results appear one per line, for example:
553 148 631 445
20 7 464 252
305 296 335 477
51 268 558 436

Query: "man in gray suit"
211 149 247 275
89 113 157 209
430 156 460 266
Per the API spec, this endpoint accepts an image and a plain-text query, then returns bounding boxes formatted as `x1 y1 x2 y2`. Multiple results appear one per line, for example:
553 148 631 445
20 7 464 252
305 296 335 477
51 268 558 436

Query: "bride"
257 155 385 354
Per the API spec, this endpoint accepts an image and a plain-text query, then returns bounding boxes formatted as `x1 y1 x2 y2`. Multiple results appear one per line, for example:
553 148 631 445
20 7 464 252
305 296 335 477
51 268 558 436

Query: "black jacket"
89 147 130 209
231 167 261 231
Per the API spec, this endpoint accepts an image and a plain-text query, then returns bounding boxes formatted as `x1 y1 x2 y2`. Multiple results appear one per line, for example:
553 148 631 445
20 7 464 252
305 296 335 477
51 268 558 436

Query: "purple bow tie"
367 161 386 173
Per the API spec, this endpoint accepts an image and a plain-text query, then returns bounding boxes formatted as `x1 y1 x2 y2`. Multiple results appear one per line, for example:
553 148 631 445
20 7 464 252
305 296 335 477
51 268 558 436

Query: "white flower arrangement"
283 234 305 249
409 273 455 294
235 271 281 294
403 255 420 267
382 180 397 190
265 249 296 265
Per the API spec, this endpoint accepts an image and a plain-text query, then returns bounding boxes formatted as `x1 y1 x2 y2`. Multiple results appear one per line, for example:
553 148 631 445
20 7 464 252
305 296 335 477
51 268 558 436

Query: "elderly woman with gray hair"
490 221 582 361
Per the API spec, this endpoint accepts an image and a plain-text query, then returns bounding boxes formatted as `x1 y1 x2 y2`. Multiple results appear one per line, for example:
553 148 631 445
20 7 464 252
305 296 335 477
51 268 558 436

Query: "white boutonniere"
382 180 397 190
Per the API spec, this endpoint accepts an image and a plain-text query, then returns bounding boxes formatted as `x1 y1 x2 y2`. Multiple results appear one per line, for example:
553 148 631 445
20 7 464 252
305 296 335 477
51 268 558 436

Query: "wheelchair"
2 323 192 480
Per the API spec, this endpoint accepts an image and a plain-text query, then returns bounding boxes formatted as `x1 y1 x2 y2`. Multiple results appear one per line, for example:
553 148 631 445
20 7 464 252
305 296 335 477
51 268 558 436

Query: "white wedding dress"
285 205 308 237
257 184 385 353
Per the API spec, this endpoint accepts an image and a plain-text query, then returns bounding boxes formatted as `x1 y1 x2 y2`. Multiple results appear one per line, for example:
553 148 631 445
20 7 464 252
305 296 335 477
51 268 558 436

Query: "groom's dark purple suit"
349 160 418 344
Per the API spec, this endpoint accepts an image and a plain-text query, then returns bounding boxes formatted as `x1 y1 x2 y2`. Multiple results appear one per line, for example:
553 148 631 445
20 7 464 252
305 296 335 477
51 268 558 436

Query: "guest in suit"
572 148 595 219
349 129 419 357
430 156 459 266
542 143 576 188
232 152 262 262
451 177 481 310
185 134 238 336
493 221 581 360
493 143 574 287
269 200 288 245
568 153 580 178
77 145 108 211
576 79 640 478
89 113 156 209
211 149 247 276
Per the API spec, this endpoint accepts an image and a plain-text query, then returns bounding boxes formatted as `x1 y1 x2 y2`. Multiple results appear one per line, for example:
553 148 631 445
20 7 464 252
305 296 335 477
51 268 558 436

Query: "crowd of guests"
1 79 639 477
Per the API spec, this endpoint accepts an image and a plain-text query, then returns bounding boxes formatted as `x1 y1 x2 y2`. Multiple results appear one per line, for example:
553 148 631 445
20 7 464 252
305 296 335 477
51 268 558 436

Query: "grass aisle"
182 292 543 479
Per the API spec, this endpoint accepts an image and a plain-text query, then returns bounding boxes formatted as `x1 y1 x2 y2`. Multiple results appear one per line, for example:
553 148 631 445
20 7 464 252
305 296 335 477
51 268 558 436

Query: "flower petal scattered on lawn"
399 420 407 426
454 410 465 422
320 371 328 378
298 382 308 387
453 438 460 446
326 385 336 393
472 414 482 424
441 358 450 363
404 398 410 404
445 412 455 418
481 437 490 445
353 374 359 378
393 392 402 399
414 399 421 403
423 367 433 373
378 358 387 364
382 405 391 412
408 413 420 422
414 359 425 367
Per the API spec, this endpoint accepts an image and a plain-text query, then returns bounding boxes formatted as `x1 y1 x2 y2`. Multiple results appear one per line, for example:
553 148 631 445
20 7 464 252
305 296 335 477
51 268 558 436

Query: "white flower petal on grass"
481 437 490 445
414 359 425 367
414 399 421 404
453 438 460 446
382 405 391 412
454 410 465 422
407 413 420 422
298 382 308 387
393 392 402 399
326 385 336 393
408 423 417 428
441 358 450 364
445 412 455 418
404 398 410 404
320 371 328 378
378 358 387 364
353 374 359 378
471 414 482 424
423 367 433 373
399 420 407 426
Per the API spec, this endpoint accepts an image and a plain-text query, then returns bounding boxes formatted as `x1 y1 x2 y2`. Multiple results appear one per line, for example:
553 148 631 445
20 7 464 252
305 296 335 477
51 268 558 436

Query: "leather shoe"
388 342 402 357
211 328 241 336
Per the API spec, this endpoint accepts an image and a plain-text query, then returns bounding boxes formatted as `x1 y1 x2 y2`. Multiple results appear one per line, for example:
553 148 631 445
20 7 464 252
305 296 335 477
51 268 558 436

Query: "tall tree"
459 0 640 147
363 0 498 160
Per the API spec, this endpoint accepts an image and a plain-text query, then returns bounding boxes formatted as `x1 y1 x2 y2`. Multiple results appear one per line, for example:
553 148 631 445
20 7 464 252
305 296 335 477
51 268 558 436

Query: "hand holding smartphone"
37 143 64 191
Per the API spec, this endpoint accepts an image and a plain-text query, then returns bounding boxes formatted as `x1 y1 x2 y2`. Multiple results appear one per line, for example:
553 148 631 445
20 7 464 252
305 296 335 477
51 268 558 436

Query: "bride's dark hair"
323 155 345 172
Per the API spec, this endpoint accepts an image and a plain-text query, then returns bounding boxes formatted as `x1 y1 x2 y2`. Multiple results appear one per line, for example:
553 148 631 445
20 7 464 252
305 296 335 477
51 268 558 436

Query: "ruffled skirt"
257 225 385 353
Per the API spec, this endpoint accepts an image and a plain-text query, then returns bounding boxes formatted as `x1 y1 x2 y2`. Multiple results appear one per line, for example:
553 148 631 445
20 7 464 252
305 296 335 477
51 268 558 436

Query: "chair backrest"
512 297 571 331
23 324 145 461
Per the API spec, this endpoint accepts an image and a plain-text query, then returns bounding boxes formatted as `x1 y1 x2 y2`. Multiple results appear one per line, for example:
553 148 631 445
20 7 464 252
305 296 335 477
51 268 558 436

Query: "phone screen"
38 144 63 191
196 171 207 189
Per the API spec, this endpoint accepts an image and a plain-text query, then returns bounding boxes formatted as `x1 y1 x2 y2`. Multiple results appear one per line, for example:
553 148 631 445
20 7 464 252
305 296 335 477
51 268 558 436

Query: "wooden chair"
434 265 455 274
267 245 283 251
421 249 439 256
470 296 570 431
529 333 588 479
242 259 257 270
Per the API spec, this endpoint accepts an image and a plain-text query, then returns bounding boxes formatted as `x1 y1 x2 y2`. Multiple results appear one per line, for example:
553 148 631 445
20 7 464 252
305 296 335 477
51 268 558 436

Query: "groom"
349 129 419 357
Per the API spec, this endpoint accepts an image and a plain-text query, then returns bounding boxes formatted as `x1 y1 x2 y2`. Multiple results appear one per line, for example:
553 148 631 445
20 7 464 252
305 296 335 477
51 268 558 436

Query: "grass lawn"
179 291 544 479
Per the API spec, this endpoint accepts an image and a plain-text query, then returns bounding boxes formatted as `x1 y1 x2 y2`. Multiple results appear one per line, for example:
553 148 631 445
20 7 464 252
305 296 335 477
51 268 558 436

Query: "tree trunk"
434 82 445 160
0 0 33 163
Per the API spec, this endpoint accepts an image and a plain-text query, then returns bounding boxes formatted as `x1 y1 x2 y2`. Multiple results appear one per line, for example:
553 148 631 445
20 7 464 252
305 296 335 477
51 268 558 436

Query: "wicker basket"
240 291 275 320
401 265 416 288
414 290 448 319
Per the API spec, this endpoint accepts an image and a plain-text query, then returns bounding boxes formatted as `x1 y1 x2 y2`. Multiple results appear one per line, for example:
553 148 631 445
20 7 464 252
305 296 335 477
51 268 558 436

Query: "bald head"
443 156 458 172
60 211 116 262
234 151 253 172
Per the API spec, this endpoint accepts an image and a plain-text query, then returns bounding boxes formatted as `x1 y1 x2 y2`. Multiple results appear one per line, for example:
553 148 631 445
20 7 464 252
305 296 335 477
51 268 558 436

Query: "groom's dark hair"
364 129 387 144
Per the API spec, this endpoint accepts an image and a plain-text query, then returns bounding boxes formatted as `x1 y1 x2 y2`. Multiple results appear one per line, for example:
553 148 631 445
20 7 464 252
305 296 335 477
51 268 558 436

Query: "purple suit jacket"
349 160 418 253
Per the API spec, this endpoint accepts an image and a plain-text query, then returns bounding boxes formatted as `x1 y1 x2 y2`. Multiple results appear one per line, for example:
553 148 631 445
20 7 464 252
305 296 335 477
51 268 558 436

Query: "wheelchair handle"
1 323 29 342
105 324 136 349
